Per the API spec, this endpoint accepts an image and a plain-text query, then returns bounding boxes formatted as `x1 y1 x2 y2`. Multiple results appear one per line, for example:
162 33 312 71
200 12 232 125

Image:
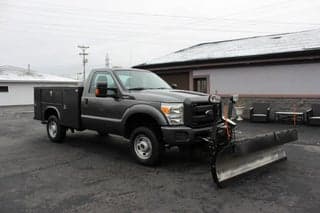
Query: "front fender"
122 104 168 127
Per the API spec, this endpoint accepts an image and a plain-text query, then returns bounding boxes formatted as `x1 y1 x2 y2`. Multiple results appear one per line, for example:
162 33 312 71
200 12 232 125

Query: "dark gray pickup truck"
34 68 219 165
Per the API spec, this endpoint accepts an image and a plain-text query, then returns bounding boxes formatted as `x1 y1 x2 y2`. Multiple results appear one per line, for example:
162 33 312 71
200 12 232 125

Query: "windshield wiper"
128 87 147 90
128 87 169 90
145 87 169 90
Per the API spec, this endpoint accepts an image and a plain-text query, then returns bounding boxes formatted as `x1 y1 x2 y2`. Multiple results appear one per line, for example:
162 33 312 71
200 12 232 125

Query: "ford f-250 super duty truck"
34 68 220 165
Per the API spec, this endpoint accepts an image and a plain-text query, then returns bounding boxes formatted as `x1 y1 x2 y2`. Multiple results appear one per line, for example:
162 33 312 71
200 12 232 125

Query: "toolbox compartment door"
34 88 41 120
61 87 83 129
34 86 83 130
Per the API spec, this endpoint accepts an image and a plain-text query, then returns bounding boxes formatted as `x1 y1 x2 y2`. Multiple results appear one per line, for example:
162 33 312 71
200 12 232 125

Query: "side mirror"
171 83 178 89
95 82 108 97
95 82 119 98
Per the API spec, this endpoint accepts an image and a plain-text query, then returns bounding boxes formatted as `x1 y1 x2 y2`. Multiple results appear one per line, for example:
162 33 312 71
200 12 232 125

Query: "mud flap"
212 129 298 187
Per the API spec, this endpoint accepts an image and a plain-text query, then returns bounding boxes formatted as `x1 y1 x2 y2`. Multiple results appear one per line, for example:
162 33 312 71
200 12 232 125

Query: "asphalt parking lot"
0 106 319 213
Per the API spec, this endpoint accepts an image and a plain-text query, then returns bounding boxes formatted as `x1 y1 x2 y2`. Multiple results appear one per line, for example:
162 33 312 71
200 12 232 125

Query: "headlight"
208 94 221 103
161 103 184 125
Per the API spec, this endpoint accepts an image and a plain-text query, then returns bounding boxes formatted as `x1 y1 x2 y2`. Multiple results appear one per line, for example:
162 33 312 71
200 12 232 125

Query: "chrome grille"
189 102 213 128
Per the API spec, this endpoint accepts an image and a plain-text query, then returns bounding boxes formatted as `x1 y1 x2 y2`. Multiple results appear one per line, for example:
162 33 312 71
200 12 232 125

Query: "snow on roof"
138 29 320 67
0 65 79 83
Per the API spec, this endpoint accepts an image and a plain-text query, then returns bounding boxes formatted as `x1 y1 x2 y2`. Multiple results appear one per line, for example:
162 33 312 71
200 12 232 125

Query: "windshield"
114 70 171 90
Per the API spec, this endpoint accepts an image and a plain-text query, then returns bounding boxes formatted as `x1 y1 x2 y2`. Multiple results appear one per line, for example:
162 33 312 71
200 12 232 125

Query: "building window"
0 86 8 92
193 78 208 93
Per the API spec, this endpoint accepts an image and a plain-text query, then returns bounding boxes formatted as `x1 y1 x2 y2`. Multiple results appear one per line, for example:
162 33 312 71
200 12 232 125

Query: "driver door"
81 71 123 134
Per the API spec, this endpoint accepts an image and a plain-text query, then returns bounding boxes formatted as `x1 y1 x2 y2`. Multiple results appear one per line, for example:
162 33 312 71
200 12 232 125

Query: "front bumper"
161 126 211 145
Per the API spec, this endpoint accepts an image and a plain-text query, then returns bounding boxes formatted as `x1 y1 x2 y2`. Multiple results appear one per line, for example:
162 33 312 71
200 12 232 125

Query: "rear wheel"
47 115 66 143
130 126 163 166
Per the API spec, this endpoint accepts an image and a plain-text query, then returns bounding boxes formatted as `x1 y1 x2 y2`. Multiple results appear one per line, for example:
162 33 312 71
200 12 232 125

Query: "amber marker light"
161 105 171 115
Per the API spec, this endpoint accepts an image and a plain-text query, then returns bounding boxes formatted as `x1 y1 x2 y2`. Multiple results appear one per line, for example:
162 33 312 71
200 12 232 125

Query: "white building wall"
192 62 320 95
0 82 78 106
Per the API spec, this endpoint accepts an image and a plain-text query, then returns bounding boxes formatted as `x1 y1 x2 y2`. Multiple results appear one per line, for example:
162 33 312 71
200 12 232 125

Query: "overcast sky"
1 0 320 78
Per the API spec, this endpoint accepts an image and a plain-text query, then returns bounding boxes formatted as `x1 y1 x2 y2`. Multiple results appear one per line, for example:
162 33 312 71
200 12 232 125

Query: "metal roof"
0 65 79 83
136 29 320 68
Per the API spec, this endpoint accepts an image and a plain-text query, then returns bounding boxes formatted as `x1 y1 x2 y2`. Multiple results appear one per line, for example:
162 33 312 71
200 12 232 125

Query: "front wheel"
130 127 163 166
47 115 66 143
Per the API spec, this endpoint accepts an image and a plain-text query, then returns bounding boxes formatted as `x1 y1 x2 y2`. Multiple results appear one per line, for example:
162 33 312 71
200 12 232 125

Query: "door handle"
84 98 88 104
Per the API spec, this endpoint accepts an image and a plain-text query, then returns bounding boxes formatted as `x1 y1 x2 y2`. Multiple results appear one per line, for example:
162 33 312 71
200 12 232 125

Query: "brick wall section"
221 96 320 120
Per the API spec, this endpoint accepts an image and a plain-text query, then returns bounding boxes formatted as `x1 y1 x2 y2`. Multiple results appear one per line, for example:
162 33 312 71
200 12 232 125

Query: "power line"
1 1 320 27
0 18 277 35
4 14 315 45
1 0 319 42
0 22 283 47
6 0 302 23
0 6 285 36
2 9 316 47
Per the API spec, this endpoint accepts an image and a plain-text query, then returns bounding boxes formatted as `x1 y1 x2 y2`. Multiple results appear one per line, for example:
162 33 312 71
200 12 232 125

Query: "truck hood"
129 89 209 103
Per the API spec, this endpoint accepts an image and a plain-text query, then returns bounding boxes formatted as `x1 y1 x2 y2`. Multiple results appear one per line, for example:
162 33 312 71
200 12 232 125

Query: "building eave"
134 49 320 71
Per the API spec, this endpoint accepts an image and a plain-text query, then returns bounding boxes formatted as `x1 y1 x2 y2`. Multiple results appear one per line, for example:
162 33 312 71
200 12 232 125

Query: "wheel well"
124 113 161 139
44 108 59 121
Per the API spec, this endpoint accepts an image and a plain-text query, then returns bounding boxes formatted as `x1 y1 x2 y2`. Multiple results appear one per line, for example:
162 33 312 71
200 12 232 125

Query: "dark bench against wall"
306 104 320 125
250 103 271 122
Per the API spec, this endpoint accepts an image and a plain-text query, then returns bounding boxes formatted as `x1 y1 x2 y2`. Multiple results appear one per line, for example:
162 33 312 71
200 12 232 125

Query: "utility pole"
77 45 89 82
26 64 31 74
105 53 110 68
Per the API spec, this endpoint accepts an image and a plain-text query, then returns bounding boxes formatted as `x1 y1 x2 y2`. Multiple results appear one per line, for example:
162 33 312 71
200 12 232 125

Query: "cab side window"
89 72 116 94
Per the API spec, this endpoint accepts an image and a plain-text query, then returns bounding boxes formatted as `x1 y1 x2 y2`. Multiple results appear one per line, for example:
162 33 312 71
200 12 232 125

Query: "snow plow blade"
214 129 298 185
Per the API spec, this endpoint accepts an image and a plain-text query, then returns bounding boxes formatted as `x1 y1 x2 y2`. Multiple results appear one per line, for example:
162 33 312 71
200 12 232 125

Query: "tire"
47 115 66 143
97 130 109 137
130 126 163 166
